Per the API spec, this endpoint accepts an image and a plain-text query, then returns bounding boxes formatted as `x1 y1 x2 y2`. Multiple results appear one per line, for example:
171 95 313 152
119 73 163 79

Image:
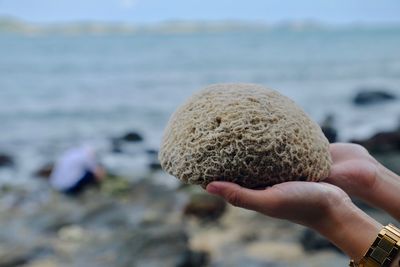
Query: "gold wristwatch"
349 224 400 267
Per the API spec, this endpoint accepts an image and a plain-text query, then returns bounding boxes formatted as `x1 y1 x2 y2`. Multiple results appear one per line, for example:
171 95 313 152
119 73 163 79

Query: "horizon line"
2 15 400 27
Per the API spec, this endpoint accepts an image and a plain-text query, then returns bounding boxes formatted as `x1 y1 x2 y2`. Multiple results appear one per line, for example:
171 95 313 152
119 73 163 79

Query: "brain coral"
159 83 332 189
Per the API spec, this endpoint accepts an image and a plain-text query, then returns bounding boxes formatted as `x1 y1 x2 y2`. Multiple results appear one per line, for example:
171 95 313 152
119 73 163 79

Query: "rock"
213 257 281 267
0 251 30 267
149 161 162 171
353 89 397 105
145 149 159 156
0 245 46 267
21 258 58 267
299 229 341 253
29 192 131 233
58 225 86 243
29 207 84 233
33 163 54 178
110 138 123 153
0 153 14 168
80 199 130 228
183 193 227 221
120 131 143 142
107 225 197 267
320 114 337 143
101 175 131 196
351 129 400 153
140 211 166 227
176 250 209 267
147 149 162 171
110 131 144 152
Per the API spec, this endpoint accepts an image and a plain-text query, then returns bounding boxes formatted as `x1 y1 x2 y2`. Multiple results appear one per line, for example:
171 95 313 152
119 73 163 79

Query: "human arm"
93 166 106 182
206 181 400 266
83 152 106 182
205 143 400 265
206 181 381 261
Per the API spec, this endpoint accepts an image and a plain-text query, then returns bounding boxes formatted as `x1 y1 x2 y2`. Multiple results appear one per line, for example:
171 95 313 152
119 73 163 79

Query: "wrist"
353 224 400 267
314 197 382 260
391 254 400 267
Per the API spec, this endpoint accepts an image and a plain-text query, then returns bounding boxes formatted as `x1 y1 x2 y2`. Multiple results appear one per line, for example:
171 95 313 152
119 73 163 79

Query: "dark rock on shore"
0 177 204 267
0 250 30 267
300 229 341 253
121 131 144 142
29 204 85 233
145 149 159 156
320 114 337 143
149 161 162 171
350 127 400 174
353 89 397 106
0 173 357 267
33 163 54 178
101 175 131 196
177 249 210 267
351 129 400 153
108 224 205 267
0 153 14 168
110 131 144 153
184 193 227 221
111 138 123 153
214 257 283 267
147 148 162 171
0 245 45 267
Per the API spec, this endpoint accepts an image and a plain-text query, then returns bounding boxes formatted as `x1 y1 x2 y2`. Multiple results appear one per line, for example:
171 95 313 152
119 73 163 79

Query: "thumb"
206 181 271 212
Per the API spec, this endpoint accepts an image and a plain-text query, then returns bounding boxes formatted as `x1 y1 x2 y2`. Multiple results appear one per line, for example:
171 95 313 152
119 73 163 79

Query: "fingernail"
206 183 220 195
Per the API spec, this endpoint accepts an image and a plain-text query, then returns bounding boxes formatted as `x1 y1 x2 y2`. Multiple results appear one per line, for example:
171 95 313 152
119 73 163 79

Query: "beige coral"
159 83 332 189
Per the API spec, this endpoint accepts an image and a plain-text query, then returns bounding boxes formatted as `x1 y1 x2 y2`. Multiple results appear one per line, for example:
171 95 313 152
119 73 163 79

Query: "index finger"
206 181 281 214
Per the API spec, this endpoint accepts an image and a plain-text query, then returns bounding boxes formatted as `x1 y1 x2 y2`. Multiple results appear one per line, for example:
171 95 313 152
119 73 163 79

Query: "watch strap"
350 224 400 267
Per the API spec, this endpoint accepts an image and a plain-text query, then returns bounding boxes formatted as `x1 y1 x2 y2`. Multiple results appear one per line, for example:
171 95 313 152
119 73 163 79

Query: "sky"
0 0 400 24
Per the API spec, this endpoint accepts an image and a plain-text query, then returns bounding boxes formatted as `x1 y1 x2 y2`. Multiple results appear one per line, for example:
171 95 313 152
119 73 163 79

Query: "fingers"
329 143 370 163
206 181 278 214
329 143 354 163
326 160 359 197
334 164 378 194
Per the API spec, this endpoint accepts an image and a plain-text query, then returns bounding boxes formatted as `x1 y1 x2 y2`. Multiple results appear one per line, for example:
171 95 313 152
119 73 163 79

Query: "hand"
325 143 380 199
206 181 381 260
206 143 400 263
206 181 350 230
326 143 400 221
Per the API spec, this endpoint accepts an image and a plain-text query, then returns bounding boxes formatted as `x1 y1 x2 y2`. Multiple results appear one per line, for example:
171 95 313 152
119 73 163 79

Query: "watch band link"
350 224 400 267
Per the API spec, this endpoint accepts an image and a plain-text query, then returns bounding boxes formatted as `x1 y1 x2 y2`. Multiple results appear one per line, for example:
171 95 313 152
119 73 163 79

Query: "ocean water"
1 27 400 183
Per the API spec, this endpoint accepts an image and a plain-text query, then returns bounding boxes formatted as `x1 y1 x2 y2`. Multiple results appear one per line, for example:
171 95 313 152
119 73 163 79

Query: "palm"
207 180 349 229
207 143 379 229
326 143 379 197
258 181 350 227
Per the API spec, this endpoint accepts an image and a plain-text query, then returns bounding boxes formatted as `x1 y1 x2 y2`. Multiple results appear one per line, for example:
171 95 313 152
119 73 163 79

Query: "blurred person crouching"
50 145 105 195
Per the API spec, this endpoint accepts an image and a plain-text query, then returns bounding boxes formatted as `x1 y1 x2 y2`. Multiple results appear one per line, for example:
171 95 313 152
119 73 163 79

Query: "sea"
1 25 400 184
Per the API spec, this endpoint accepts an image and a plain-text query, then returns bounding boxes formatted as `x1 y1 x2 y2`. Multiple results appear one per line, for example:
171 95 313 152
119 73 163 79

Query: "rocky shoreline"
1 134 399 267
0 177 350 267
1 88 400 267
1 172 395 267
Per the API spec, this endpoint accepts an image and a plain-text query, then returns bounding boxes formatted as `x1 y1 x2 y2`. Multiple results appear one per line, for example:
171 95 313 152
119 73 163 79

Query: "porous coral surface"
159 83 332 188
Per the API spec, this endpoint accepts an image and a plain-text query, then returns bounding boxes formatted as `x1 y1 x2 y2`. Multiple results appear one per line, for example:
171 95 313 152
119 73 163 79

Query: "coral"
159 83 332 188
